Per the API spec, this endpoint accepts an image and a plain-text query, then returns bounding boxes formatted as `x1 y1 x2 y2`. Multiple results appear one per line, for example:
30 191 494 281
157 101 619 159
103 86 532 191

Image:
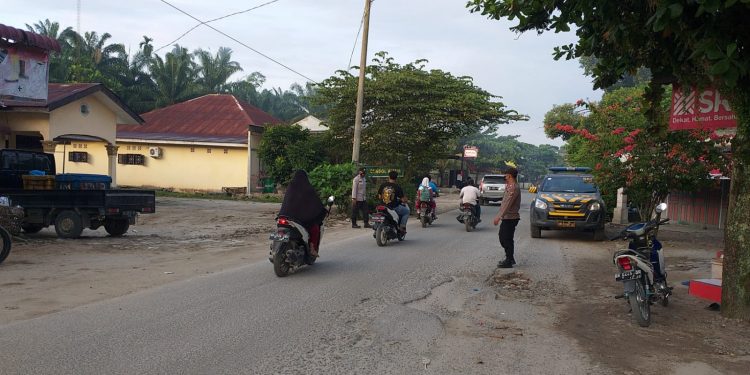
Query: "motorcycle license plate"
269 233 289 241
557 221 575 228
370 215 385 223
615 269 642 281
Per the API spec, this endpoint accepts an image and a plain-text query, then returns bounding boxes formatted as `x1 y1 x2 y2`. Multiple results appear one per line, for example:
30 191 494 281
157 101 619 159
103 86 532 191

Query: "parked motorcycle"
370 204 405 246
611 202 672 327
416 201 435 228
268 196 334 277
457 203 479 232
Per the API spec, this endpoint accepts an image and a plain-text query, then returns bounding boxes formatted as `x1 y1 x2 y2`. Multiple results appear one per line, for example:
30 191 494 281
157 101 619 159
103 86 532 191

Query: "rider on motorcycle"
277 170 327 257
415 177 437 220
459 177 481 222
378 170 410 233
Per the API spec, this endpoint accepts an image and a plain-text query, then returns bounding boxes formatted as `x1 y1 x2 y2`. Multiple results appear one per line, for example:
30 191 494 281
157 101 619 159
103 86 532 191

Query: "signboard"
463 146 478 159
670 85 737 131
0 47 50 100
365 166 402 178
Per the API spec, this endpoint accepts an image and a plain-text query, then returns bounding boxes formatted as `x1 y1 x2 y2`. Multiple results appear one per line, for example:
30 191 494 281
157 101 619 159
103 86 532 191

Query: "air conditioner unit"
148 146 162 158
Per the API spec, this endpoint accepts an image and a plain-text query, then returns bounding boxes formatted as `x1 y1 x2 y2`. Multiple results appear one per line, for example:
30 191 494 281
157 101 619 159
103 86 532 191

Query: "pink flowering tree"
545 86 732 219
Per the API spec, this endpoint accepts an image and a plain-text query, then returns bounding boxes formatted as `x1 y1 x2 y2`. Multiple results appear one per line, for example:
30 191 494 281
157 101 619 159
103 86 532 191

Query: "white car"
479 174 506 205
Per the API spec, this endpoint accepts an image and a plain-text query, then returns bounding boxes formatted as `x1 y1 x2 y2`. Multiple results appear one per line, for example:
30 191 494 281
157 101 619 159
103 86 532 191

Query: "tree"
467 0 750 319
195 47 242 93
579 56 651 92
312 52 525 183
149 45 199 107
258 125 325 185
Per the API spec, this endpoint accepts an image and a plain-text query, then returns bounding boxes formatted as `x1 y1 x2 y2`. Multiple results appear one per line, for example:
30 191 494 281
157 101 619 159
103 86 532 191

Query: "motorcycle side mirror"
327 196 335 205
655 203 667 214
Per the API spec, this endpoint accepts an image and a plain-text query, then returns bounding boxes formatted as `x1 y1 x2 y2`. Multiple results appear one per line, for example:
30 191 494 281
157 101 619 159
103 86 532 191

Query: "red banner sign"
463 146 478 158
670 86 737 130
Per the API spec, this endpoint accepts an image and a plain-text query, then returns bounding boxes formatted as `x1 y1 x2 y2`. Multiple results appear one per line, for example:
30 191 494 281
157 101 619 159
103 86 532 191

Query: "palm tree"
118 36 158 113
149 45 199 107
194 47 242 93
25 19 74 82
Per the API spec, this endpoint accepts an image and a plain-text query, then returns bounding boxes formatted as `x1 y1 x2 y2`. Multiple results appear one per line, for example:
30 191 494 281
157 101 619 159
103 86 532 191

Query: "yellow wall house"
116 94 281 192
0 83 144 183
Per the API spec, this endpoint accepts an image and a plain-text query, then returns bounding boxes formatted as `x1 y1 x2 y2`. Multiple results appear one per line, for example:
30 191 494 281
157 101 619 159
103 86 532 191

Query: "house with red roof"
116 94 281 192
1 24 143 183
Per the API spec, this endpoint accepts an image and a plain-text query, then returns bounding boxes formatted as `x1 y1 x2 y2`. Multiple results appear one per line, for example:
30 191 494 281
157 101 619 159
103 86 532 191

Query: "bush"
308 162 357 213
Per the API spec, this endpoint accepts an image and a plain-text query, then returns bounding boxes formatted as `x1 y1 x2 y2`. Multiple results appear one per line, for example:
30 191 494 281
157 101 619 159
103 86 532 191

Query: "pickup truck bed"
0 189 156 238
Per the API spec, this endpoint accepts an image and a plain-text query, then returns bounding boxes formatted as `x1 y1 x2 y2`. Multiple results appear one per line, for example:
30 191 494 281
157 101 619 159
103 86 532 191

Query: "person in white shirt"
459 178 481 222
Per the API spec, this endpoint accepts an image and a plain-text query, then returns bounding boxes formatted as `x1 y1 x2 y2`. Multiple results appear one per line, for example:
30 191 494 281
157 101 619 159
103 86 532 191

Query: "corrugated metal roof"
0 23 61 51
117 94 281 144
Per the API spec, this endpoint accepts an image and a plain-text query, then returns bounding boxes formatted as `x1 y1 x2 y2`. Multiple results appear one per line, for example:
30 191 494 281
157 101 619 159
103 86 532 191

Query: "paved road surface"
0 193 603 374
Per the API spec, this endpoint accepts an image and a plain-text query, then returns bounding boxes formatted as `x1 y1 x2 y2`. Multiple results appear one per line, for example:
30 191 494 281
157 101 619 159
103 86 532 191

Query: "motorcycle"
416 201 435 228
457 203 478 232
370 204 405 246
611 202 672 327
268 196 335 277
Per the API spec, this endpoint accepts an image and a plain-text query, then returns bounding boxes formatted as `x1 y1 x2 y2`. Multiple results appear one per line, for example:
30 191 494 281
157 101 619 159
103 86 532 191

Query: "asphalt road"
0 192 602 374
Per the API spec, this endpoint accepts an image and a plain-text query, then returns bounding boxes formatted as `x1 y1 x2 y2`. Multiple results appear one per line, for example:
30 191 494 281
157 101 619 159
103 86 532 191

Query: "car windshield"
541 176 597 193
482 176 505 184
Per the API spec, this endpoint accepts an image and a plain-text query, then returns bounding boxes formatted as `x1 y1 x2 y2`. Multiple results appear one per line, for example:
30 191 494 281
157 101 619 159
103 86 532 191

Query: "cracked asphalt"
0 192 604 374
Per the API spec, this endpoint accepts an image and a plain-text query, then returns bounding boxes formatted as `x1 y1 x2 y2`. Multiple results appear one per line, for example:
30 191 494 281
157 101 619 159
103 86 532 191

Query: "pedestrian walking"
493 167 521 268
351 167 370 228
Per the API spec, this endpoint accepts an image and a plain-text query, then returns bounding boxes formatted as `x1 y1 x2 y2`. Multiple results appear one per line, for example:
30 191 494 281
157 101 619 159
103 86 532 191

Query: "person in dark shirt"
377 170 410 232
278 170 327 257
493 167 521 268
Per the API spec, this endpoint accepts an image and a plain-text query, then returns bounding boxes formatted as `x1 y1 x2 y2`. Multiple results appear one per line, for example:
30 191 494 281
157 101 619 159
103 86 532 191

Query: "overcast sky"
5 0 602 146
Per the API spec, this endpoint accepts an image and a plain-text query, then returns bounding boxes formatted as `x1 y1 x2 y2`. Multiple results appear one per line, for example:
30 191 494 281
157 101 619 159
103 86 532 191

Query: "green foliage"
311 52 526 183
547 87 731 218
461 133 563 182
258 125 324 186
308 162 357 213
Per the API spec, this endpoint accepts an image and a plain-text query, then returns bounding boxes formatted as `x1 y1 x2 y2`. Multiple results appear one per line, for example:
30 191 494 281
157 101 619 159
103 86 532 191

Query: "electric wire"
155 0 281 53
347 10 365 70
158 0 317 83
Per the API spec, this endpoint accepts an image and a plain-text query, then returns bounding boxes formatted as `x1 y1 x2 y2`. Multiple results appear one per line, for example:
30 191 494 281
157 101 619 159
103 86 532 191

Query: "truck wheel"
21 223 45 234
0 226 11 264
530 225 542 238
104 218 130 237
54 210 84 238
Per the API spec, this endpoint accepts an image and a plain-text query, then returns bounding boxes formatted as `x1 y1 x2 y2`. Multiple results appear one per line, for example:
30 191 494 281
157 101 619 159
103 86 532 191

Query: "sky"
4 0 602 146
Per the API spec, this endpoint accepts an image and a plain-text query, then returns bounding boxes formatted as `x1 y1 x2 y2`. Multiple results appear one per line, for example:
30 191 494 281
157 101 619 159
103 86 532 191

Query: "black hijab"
278 170 327 227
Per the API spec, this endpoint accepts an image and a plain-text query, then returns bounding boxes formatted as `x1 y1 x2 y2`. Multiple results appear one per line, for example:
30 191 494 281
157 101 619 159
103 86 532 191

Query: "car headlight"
589 202 601 211
535 199 548 210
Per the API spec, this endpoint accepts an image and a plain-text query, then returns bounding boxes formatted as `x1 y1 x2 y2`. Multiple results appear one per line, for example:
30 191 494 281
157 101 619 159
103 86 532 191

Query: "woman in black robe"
278 170 327 256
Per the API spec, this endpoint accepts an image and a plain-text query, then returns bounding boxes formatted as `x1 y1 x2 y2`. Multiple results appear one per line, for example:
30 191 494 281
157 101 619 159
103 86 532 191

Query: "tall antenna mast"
77 0 81 35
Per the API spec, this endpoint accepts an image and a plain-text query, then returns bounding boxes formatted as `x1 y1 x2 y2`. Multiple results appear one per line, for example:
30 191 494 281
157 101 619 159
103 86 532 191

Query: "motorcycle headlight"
535 199 548 210
589 202 601 211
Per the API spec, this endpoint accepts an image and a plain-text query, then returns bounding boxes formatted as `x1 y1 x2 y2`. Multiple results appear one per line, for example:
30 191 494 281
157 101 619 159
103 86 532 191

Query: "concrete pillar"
41 140 58 153
105 144 119 187
612 187 629 224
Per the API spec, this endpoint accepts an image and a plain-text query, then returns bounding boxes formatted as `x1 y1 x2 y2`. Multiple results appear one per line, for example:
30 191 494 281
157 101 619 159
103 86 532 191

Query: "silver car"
479 174 506 205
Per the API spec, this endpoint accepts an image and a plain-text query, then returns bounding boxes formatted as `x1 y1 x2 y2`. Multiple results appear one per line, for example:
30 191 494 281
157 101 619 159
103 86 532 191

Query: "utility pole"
351 0 372 164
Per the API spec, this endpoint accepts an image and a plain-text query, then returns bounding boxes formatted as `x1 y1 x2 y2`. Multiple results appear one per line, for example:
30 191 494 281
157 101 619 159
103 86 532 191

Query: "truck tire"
0 226 11 264
104 218 130 237
54 210 84 238
21 223 45 234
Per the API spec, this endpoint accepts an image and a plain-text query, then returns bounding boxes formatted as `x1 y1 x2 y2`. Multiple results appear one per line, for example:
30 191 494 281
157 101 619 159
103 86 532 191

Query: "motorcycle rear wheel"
272 246 291 277
376 226 388 247
421 216 428 228
629 278 651 327
465 219 473 232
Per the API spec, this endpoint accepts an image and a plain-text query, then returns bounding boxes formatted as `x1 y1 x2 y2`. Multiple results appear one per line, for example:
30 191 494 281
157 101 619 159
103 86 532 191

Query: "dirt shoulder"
0 193 462 325
559 224 750 374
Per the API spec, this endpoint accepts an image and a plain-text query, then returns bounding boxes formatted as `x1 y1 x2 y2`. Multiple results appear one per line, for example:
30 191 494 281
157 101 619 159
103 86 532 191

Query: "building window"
207 148 212 154
223 148 229 154
68 151 88 163
190 147 195 153
137 146 142 151
117 154 146 165
19 60 26 78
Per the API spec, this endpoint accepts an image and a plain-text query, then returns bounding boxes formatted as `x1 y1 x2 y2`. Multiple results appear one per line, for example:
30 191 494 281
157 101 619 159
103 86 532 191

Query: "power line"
158 0 317 83
347 10 365 70
155 0 281 53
